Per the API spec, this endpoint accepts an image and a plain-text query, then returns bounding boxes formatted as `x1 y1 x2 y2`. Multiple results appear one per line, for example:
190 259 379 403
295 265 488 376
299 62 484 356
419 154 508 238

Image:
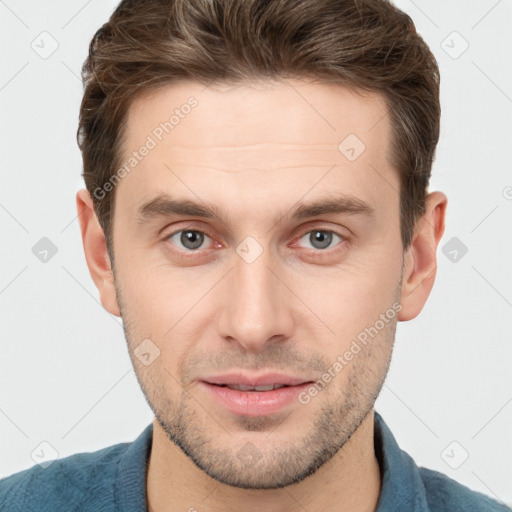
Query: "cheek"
114 243 185 320
116 262 214 361
295 260 400 336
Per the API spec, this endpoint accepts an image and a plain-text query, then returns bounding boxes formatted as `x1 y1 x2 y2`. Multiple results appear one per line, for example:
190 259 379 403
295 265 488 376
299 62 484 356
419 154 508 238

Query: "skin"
77 78 446 512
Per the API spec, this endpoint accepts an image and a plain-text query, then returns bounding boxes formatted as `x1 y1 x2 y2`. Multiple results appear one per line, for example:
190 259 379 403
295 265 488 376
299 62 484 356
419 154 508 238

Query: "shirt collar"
374 410 429 511
115 423 153 512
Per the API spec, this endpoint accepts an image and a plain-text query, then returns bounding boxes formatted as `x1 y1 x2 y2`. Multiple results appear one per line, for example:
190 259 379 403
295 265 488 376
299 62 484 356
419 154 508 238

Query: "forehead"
125 79 391 156
117 79 397 221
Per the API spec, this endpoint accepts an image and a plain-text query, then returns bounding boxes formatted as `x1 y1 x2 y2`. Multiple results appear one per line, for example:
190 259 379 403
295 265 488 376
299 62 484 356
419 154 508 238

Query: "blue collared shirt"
0 411 509 511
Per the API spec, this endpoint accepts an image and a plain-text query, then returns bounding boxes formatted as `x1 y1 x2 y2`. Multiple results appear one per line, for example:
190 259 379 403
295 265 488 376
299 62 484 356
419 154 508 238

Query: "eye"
296 229 344 251
163 227 345 256
166 229 213 251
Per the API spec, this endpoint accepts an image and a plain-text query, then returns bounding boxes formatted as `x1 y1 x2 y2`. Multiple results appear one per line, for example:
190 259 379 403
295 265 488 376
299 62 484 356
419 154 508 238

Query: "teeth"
225 384 287 391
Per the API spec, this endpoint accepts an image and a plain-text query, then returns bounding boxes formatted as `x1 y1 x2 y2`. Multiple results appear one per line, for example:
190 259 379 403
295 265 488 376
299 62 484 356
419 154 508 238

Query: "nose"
216 240 295 352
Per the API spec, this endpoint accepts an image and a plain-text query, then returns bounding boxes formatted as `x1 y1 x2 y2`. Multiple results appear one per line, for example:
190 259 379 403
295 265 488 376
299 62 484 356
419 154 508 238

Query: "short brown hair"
77 0 440 259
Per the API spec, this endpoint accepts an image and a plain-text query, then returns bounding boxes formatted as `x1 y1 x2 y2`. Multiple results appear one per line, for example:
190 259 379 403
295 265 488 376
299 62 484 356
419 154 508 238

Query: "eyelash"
163 225 347 258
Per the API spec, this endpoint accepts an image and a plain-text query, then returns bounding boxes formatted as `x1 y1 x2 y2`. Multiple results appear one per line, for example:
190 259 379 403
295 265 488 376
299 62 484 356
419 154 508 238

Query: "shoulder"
0 441 130 512
419 466 511 512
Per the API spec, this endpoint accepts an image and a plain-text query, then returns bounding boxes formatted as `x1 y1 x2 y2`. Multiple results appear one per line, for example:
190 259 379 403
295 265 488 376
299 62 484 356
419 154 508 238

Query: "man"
1 0 508 510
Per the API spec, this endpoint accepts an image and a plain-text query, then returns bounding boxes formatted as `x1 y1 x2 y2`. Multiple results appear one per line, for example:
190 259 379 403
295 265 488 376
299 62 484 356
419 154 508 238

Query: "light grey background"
1 0 511 506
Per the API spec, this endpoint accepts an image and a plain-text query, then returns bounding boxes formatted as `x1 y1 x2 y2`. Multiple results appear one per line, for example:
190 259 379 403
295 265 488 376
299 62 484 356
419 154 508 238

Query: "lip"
201 372 312 387
198 373 314 417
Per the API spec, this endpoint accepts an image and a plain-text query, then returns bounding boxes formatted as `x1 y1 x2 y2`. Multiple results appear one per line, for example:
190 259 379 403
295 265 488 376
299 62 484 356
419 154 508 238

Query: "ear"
398 191 447 321
76 189 121 317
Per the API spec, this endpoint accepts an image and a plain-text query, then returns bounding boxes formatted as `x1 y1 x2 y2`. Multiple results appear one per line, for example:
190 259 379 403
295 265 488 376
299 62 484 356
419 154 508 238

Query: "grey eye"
170 230 208 250
298 230 342 250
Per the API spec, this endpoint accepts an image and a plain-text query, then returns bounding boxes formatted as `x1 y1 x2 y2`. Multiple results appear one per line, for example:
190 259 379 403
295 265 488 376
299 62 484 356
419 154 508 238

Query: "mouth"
201 372 313 388
212 383 292 392
198 375 314 417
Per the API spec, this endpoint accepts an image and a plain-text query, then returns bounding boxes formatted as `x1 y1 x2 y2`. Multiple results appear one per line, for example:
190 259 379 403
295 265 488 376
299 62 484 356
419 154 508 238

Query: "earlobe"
76 189 121 317
398 191 447 322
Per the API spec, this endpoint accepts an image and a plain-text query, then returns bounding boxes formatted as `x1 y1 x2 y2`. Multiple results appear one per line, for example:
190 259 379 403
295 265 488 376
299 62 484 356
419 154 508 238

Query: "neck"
147 409 381 512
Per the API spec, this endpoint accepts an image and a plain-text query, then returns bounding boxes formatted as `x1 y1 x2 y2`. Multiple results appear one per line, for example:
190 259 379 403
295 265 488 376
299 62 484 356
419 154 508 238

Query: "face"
111 79 405 489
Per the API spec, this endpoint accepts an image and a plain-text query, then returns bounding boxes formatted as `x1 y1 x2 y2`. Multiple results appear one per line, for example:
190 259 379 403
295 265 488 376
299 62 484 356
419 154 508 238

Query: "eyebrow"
135 193 375 225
